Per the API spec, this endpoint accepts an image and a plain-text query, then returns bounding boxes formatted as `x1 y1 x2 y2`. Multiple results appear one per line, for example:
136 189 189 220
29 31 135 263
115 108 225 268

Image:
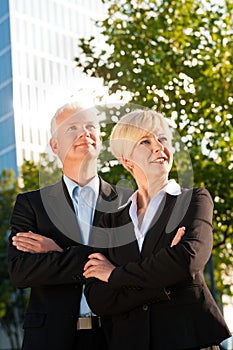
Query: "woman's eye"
140 139 150 145
158 137 168 143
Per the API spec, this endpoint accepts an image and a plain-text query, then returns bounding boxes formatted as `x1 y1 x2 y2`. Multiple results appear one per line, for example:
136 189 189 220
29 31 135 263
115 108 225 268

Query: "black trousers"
75 328 108 350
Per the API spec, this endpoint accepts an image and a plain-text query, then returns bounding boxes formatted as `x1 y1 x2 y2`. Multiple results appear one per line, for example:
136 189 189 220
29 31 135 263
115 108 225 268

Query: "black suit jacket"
8 177 134 350
85 187 231 350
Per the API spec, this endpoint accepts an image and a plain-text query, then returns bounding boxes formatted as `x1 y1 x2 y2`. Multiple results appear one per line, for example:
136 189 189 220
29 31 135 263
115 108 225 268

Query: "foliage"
21 153 62 191
75 0 233 296
0 155 62 348
0 169 27 349
0 153 62 348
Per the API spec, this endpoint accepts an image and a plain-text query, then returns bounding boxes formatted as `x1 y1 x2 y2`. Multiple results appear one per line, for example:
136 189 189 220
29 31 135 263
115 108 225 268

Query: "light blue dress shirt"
63 174 99 316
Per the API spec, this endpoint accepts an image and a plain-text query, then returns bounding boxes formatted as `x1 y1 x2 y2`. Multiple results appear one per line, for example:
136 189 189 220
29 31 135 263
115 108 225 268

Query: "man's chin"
79 148 100 159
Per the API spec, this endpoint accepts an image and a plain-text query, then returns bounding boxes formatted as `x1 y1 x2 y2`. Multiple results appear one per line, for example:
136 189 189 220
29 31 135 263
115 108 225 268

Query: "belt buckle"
77 317 92 330
77 316 101 330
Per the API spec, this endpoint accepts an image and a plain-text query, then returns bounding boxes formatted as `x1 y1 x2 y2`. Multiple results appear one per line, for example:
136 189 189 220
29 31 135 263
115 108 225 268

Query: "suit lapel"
90 178 123 248
40 180 83 244
141 194 178 258
93 177 119 223
109 206 141 264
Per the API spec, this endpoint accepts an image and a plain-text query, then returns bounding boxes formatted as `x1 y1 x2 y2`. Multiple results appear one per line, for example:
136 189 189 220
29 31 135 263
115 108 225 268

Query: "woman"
83 109 230 350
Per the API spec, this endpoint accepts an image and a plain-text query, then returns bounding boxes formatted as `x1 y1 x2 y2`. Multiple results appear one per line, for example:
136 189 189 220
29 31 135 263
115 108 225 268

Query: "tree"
0 169 27 349
0 154 62 349
21 153 62 190
75 0 233 296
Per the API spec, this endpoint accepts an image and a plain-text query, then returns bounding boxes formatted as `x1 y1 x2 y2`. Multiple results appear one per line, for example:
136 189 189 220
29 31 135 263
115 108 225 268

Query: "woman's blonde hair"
110 109 173 161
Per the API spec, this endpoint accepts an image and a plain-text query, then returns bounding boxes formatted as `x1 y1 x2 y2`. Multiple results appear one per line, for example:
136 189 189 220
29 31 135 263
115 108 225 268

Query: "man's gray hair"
50 102 92 137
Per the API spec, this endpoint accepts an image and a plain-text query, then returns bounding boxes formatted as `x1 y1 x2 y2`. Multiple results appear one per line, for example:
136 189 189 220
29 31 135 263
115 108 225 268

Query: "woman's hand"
83 226 185 282
83 253 116 282
170 226 185 247
12 231 63 253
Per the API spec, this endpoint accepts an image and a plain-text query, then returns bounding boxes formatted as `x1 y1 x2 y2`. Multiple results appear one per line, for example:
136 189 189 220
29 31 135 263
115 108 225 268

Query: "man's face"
50 109 102 164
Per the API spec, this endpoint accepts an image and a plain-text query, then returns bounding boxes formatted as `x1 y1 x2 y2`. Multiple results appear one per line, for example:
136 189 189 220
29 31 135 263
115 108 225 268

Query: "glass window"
0 50 12 84
0 0 9 17
0 150 17 176
0 19 11 51
0 114 15 149
0 83 13 115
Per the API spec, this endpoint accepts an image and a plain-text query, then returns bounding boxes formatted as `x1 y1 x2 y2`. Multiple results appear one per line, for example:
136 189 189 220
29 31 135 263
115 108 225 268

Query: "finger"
88 253 106 260
83 267 96 278
16 231 39 240
83 267 101 279
85 258 104 270
83 260 93 271
13 236 38 248
13 242 35 253
171 227 186 247
84 259 99 271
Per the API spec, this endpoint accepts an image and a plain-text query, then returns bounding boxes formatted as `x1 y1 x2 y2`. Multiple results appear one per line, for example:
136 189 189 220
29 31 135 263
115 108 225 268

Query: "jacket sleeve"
84 278 170 316
8 193 92 288
109 188 214 290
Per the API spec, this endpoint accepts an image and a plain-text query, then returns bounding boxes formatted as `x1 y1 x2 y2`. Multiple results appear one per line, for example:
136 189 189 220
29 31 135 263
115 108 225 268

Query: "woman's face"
129 129 173 182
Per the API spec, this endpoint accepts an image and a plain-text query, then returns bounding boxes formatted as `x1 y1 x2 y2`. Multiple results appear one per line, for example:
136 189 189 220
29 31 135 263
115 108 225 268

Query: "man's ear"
50 138 58 154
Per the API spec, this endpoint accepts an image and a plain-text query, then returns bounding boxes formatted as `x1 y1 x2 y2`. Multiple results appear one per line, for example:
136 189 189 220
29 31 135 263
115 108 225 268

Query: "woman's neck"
136 177 168 209
136 178 168 229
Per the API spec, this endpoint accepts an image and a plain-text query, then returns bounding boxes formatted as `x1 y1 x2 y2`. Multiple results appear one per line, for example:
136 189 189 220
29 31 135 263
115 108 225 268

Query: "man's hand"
83 253 115 282
12 231 63 253
170 226 185 247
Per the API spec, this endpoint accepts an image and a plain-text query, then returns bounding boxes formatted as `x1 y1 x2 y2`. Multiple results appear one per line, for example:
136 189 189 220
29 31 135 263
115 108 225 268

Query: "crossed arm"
12 227 185 261
8 193 92 288
12 231 64 253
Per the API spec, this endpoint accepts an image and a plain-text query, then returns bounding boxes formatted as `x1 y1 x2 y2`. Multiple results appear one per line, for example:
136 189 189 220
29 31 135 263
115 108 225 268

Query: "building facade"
0 1 106 348
0 0 106 177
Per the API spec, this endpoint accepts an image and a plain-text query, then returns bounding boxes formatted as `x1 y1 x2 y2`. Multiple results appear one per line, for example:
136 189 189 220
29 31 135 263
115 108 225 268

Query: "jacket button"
142 304 149 311
72 275 82 282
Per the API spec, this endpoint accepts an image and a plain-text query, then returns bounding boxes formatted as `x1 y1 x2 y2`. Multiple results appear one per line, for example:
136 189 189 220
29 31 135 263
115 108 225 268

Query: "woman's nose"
152 139 164 153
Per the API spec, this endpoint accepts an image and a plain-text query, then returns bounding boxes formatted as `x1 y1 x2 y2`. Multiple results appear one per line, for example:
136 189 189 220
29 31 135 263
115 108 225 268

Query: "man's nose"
79 125 90 136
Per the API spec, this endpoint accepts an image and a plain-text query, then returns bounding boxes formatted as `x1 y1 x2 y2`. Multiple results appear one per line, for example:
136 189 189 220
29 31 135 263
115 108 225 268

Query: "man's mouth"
75 141 95 147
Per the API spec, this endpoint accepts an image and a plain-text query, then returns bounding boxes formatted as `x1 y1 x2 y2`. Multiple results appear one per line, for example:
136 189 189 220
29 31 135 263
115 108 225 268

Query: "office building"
0 1 106 348
0 0 106 176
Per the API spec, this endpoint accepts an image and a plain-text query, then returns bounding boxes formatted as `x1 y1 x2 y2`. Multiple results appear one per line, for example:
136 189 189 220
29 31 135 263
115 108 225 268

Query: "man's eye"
86 124 97 131
67 125 77 131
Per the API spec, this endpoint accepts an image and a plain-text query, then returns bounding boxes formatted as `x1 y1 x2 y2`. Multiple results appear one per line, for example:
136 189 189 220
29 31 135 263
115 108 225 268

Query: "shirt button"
142 304 149 311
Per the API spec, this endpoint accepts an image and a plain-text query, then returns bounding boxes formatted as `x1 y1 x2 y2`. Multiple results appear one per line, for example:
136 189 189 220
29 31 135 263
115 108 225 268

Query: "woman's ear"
122 155 134 171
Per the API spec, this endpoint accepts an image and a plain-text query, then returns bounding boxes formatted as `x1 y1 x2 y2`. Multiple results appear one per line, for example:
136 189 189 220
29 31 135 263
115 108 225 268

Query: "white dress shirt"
128 179 181 251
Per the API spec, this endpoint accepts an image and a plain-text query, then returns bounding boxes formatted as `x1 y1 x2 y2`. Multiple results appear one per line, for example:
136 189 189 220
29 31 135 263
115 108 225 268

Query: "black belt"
77 316 101 330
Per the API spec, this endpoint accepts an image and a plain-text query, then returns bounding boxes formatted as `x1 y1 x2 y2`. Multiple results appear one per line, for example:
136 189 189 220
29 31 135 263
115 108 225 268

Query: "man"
8 102 133 350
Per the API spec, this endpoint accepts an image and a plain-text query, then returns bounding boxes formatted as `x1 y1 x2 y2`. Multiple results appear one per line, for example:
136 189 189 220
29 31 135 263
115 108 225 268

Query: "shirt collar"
63 174 100 199
127 179 181 205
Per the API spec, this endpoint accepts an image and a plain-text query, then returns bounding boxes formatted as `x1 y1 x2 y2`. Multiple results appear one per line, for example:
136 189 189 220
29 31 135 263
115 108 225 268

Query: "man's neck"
63 160 98 187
